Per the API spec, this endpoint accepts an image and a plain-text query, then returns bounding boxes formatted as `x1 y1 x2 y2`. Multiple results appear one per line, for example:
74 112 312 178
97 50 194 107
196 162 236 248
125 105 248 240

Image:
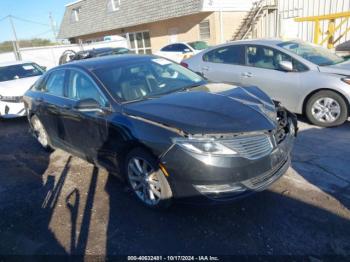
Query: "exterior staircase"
232 0 278 40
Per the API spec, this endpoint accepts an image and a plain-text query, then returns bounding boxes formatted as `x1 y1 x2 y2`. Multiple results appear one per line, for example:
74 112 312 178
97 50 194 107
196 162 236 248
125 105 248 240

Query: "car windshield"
278 41 345 66
0 63 44 82
188 41 209 50
93 57 206 102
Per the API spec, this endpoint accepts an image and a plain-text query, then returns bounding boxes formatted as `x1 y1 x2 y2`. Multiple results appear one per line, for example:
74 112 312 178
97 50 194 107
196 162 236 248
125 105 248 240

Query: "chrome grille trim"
242 157 290 190
222 134 273 160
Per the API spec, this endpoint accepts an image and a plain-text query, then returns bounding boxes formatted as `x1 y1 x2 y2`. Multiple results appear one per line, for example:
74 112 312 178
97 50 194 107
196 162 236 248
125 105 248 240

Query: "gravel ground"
0 117 349 256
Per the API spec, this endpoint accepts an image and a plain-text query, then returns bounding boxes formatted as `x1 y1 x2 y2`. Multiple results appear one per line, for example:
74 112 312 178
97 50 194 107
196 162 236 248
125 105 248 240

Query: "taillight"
180 62 188 68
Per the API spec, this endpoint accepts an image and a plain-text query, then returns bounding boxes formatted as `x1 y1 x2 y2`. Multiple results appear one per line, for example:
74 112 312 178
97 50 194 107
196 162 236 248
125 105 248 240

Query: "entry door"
61 69 110 161
240 45 303 111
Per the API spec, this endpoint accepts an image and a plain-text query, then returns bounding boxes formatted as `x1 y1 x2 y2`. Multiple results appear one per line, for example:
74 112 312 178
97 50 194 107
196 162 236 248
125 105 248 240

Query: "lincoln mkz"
24 55 297 208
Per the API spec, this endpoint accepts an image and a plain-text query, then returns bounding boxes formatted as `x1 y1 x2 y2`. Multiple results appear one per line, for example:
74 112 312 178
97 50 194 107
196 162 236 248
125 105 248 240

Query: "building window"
199 20 210 40
126 31 152 54
107 0 120 12
70 7 81 23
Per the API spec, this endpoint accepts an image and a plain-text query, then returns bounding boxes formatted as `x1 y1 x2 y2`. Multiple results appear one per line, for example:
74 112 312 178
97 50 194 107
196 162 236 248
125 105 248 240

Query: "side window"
246 45 308 72
45 70 65 96
172 44 188 52
161 45 173 52
203 45 245 65
67 70 108 106
32 75 46 92
246 46 276 70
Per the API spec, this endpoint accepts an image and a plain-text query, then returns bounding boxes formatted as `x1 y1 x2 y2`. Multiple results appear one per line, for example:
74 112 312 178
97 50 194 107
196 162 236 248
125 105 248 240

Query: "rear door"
36 69 68 146
199 44 246 85
240 45 305 110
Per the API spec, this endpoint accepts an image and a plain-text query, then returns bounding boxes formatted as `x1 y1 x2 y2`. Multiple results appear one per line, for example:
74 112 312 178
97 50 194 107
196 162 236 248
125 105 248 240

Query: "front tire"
125 148 173 209
305 90 348 127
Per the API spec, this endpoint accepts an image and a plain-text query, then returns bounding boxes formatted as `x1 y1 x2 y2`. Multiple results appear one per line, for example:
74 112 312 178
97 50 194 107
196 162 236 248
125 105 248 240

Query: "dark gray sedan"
24 55 297 208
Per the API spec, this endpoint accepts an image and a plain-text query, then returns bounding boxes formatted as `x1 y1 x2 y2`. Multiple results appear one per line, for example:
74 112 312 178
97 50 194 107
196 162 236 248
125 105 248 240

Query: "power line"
31 29 53 38
0 15 9 22
11 15 50 27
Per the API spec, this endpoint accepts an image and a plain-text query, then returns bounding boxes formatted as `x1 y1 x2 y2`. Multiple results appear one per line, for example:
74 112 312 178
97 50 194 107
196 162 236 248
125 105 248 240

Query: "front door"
240 45 305 111
60 69 110 161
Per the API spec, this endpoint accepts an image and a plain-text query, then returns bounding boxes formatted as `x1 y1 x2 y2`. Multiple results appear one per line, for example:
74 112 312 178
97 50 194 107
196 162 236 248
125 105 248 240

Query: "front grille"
243 157 289 190
0 96 23 103
222 134 273 160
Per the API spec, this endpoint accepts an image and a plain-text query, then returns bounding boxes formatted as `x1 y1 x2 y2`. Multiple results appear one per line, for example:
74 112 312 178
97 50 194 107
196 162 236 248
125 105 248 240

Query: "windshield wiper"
180 82 206 92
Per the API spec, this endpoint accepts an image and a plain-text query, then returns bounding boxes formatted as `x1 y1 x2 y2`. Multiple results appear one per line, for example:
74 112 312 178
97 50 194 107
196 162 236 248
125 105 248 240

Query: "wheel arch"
302 88 350 116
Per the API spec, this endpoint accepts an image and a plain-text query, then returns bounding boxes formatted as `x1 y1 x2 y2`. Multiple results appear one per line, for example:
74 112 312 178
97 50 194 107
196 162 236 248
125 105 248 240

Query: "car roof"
0 61 34 68
59 54 154 71
221 38 285 47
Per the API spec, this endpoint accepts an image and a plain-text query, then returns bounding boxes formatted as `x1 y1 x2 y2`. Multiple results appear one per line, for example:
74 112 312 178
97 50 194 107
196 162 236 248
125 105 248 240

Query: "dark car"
59 47 132 65
23 55 297 208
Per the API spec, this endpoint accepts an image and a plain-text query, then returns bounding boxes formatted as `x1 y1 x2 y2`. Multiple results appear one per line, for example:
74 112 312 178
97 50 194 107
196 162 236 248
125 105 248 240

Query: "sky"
0 0 74 42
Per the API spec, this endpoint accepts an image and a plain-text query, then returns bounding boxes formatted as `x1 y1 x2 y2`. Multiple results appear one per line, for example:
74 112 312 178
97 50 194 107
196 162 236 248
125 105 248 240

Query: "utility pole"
9 15 22 61
219 2 224 43
49 12 58 43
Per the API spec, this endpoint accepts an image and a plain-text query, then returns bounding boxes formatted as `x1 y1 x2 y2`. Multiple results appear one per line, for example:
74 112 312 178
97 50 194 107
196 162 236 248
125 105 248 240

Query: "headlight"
341 77 350 85
173 138 237 156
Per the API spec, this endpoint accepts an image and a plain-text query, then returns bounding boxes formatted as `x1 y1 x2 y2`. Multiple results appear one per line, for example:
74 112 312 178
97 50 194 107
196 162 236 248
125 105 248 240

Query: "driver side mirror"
279 61 294 72
74 98 102 112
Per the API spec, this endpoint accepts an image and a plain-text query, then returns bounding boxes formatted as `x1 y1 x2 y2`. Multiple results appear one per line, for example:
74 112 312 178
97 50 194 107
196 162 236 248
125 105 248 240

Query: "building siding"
58 0 203 39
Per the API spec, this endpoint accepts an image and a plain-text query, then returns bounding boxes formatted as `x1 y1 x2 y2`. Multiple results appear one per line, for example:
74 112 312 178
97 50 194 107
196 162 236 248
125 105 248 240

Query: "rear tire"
124 148 173 209
305 90 348 127
30 115 53 151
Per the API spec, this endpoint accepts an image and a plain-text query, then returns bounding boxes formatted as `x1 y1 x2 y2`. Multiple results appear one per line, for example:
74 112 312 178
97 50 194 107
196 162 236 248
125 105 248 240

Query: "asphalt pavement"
0 117 349 256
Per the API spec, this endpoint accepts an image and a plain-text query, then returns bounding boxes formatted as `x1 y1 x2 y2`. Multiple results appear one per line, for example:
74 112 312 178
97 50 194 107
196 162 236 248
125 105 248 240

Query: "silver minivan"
183 39 350 127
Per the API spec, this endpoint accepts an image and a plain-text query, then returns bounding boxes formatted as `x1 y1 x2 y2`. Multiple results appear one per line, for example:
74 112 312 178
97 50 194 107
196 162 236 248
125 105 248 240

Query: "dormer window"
70 7 81 23
107 0 120 12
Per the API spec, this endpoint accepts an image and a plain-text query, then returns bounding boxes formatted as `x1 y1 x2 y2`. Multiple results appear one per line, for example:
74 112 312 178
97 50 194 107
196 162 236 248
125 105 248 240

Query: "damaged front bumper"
159 109 297 203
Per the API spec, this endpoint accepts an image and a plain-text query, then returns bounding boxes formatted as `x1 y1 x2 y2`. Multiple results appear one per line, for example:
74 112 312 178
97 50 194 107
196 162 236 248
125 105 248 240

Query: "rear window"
0 63 44 82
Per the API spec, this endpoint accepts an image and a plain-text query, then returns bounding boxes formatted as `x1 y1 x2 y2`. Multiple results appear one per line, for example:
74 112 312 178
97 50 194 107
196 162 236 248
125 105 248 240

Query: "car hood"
319 60 350 76
123 83 277 135
0 76 40 96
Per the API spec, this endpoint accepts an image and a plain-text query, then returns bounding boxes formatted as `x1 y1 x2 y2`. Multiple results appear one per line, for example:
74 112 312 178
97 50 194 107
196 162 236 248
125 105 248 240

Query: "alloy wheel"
127 157 162 206
32 117 49 148
311 97 341 124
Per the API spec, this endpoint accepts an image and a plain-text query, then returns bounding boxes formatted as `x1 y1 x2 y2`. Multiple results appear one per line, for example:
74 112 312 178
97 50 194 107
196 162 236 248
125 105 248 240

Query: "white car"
0 61 45 118
183 39 350 127
155 41 209 63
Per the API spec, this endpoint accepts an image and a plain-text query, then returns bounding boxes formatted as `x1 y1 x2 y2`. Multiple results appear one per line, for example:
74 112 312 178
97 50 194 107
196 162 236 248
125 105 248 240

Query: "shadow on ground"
0 118 349 256
0 118 67 255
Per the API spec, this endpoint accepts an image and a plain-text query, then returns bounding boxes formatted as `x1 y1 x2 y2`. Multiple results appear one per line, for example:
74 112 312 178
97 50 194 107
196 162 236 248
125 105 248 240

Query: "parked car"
336 40 350 60
183 39 350 127
155 41 209 63
59 47 132 65
0 61 45 118
23 55 297 208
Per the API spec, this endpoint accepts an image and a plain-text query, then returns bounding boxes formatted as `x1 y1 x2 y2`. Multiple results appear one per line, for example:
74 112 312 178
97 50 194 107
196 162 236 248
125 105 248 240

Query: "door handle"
201 66 209 71
35 98 43 102
241 72 253 78
62 105 72 110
